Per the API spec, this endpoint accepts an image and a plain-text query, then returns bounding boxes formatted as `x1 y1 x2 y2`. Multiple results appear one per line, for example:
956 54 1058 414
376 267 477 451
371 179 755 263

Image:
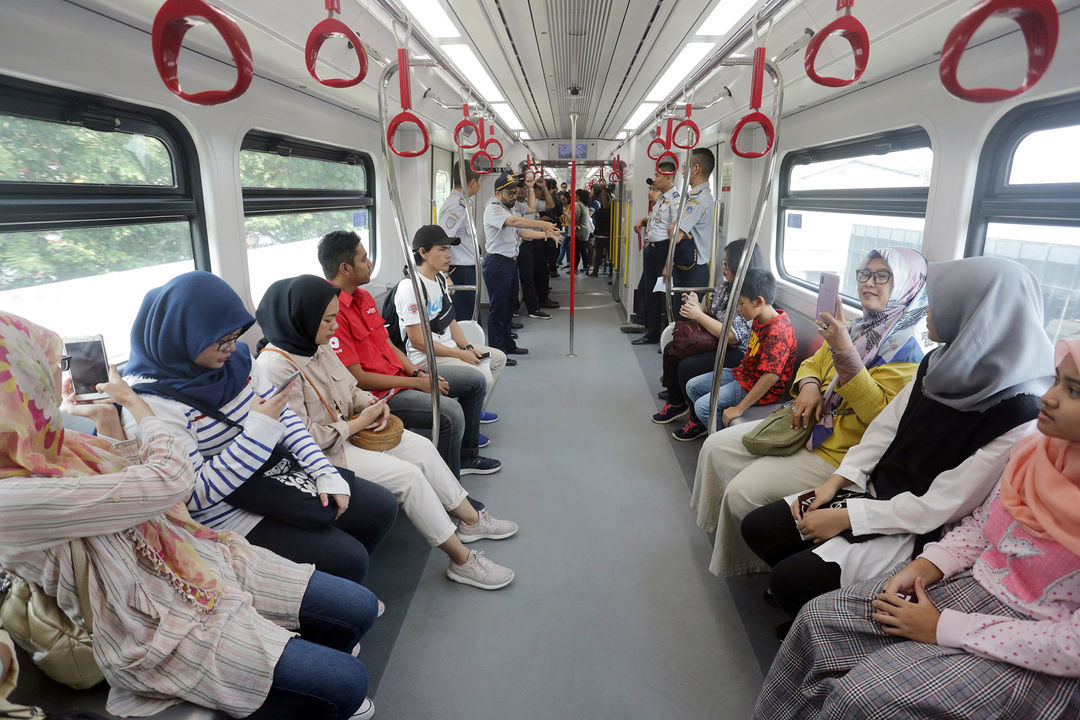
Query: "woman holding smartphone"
691 247 929 578
0 311 378 719
755 337 1080 720
742 257 1051 619
123 271 399 587
256 275 517 591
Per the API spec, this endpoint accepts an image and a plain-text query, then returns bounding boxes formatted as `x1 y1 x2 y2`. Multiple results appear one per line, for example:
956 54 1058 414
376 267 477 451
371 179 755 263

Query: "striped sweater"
124 361 348 535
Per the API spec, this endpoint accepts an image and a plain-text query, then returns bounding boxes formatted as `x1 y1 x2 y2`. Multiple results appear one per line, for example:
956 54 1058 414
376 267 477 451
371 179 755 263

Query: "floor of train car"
12 272 788 719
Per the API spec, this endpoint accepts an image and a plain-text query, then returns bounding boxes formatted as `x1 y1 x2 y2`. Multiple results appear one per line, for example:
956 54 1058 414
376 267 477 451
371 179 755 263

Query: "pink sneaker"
446 550 514 590
457 509 518 543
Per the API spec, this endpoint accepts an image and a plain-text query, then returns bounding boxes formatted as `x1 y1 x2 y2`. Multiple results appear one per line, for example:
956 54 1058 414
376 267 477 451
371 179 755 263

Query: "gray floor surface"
372 274 768 719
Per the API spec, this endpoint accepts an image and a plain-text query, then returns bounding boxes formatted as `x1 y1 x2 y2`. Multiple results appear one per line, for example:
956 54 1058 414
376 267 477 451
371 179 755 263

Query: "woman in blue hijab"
124 271 398 587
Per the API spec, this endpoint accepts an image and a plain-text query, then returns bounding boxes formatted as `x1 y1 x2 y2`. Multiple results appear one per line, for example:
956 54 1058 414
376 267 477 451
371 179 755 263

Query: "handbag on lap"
669 320 719 358
742 403 853 457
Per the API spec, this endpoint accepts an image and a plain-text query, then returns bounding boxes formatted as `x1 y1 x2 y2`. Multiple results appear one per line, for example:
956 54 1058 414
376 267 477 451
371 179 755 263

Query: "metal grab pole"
456 145 484 322
706 56 785 436
379 58 442 447
663 141 697 309
568 112 578 358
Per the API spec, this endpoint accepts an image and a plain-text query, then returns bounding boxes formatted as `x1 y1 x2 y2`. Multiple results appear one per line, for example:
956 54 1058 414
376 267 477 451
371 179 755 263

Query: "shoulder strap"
260 348 342 421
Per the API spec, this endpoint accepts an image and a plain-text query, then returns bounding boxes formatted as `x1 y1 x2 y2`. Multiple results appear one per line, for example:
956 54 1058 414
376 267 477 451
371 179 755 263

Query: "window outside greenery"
0 114 173 186
240 150 366 191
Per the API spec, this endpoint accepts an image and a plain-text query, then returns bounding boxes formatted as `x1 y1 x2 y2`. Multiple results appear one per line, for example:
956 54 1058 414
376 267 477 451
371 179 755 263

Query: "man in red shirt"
317 230 500 477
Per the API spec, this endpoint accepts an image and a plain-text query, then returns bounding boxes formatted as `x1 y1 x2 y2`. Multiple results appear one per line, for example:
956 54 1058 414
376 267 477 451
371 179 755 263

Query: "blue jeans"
482 253 518 351
246 571 378 720
686 368 748 425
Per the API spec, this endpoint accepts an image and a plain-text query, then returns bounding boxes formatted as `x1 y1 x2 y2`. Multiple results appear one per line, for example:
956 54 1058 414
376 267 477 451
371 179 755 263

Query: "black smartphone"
64 335 110 400
479 351 491 359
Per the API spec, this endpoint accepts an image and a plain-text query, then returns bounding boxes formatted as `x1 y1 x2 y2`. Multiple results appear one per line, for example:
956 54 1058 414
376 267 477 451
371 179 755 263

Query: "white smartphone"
64 335 110 401
268 370 301 399
815 272 841 324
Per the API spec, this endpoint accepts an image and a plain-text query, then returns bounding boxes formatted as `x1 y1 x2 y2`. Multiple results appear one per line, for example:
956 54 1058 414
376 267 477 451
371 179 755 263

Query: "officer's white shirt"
439 188 476 266
483 196 520 258
676 181 716 264
646 186 681 244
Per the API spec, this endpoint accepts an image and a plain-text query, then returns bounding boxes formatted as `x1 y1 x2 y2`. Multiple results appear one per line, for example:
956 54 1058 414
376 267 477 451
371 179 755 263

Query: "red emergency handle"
387 47 430 157
152 0 253 105
939 0 1058 103
305 18 368 88
804 10 870 88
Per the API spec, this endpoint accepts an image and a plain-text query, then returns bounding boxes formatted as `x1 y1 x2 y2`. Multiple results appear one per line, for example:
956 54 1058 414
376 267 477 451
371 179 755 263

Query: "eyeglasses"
721 258 730 268
59 355 71 372
855 269 894 285
216 334 242 352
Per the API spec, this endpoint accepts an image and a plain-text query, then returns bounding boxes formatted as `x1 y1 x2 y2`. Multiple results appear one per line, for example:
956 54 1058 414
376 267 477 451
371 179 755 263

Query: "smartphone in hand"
64 335 110 401
815 272 840 324
268 370 301 399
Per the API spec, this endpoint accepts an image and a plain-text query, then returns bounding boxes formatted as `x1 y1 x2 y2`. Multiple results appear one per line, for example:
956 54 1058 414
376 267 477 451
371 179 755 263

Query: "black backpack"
381 270 449 352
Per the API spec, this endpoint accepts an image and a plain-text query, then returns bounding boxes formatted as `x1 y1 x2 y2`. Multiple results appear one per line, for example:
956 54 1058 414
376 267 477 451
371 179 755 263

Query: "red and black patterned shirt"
732 308 797 405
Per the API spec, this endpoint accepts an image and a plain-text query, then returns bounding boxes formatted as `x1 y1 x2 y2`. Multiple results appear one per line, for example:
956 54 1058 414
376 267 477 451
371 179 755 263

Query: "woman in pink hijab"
754 337 1080 720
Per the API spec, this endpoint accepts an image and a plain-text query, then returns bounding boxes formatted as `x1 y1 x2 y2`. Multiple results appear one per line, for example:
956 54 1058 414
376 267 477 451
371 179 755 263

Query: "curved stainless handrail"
378 58 442 446
457 144 484 322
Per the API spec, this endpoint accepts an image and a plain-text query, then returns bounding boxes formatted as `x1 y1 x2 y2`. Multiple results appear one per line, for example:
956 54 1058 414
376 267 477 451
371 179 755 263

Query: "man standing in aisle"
665 147 717 312
628 159 680 345
482 171 558 355
518 171 560 319
440 160 482 322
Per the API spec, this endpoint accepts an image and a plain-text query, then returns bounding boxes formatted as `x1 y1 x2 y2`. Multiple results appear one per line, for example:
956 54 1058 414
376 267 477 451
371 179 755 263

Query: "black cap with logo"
412 224 461 252
494 171 525 192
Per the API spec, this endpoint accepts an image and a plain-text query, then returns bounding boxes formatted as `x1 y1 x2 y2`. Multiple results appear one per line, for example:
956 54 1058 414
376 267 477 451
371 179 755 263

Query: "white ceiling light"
624 102 658 130
697 0 760 37
491 103 524 130
518 131 531 140
646 43 714 102
616 131 628 140
399 0 460 38
442 45 504 101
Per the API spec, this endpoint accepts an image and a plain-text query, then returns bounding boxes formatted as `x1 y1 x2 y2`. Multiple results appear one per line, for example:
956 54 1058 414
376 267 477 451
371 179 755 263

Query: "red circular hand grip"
305 18 368 88
730 111 776 159
940 0 1059 103
482 137 504 161
672 104 700 150
647 136 667 160
387 111 430 158
804 14 870 88
470 151 494 175
655 150 679 175
152 0 253 105
454 104 480 149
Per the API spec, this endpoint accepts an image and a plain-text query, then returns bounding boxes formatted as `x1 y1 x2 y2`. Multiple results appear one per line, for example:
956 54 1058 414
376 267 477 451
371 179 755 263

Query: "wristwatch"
463 344 475 350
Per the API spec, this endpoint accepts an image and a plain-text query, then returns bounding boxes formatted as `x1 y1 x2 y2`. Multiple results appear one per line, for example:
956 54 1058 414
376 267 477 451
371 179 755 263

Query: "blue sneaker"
460 456 502 475
480 411 499 424
478 433 490 448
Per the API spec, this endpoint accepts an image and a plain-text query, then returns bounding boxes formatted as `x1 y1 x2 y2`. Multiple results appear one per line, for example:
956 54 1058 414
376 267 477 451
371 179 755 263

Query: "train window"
970 93 1080 342
777 128 932 299
0 75 204 360
240 131 375 307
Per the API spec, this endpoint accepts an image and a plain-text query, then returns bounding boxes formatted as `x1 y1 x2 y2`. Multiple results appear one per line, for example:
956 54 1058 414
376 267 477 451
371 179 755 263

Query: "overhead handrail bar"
776 29 814 64
305 0 369 88
805 0 870 88
704 58 785 436
697 86 733 110
378 57 441 444
939 0 1059 102
151 0 253 105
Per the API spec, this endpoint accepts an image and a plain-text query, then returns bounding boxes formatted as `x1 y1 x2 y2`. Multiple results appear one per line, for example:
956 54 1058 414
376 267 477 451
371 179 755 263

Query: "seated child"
675 269 797 441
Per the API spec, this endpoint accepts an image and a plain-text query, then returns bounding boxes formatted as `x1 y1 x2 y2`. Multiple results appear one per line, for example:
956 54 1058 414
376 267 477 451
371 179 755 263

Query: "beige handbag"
0 540 103 689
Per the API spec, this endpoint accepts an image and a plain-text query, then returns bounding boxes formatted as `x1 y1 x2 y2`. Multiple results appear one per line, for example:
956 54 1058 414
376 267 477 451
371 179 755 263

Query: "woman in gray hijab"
741 256 1054 619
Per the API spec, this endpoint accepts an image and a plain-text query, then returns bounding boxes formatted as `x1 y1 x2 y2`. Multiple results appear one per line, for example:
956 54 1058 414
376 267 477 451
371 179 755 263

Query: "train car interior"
1 0 1079 718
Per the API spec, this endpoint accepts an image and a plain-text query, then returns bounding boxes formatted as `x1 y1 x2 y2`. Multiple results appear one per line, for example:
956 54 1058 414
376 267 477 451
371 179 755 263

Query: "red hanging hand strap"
305 0 368 89
804 0 870 88
152 0 253 105
730 47 776 159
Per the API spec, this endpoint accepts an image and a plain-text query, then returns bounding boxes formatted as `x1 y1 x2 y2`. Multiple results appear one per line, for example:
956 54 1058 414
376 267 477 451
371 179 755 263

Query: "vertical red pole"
570 159 576 316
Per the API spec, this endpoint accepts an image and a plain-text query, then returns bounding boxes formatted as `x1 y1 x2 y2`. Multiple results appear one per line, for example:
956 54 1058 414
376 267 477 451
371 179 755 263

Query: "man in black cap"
482 171 559 354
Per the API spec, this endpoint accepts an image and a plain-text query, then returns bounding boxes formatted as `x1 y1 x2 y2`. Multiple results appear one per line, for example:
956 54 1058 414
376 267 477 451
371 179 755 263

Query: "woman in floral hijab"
0 312 377 719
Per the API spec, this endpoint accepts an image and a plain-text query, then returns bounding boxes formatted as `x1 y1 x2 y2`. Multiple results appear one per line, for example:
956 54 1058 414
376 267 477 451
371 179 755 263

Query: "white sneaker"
446 550 515 590
457 509 518 543
351 697 375 719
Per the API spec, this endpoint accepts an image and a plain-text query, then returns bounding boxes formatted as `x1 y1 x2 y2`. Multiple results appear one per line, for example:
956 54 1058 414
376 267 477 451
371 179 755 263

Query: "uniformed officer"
630 158 680 345
440 160 482 321
482 171 559 354
665 147 717 297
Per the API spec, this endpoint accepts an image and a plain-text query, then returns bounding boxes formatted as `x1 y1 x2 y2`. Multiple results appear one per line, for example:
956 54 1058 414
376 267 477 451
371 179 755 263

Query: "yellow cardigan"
793 342 918 467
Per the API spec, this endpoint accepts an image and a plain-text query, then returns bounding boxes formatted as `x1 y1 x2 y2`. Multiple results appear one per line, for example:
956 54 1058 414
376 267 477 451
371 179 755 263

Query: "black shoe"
511 321 524 329
549 271 559 278
620 323 646 334
541 299 560 309
775 620 793 640
505 357 518 366
508 346 529 355
528 310 552 319
631 336 659 345
510 332 518 339
657 389 671 401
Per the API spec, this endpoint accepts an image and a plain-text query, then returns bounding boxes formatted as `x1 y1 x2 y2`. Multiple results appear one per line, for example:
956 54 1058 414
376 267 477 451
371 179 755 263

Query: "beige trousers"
342 429 468 546
691 420 836 577
436 343 506 400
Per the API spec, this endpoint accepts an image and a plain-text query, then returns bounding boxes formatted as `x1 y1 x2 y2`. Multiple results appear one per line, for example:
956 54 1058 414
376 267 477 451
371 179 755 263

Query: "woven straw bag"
348 413 404 451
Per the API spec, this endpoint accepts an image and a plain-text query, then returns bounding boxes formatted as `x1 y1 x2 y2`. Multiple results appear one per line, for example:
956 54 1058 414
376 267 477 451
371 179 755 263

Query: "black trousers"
246 478 399 585
449 264 476 322
636 241 668 337
661 346 746 405
517 240 542 313
741 499 843 618
590 234 609 274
